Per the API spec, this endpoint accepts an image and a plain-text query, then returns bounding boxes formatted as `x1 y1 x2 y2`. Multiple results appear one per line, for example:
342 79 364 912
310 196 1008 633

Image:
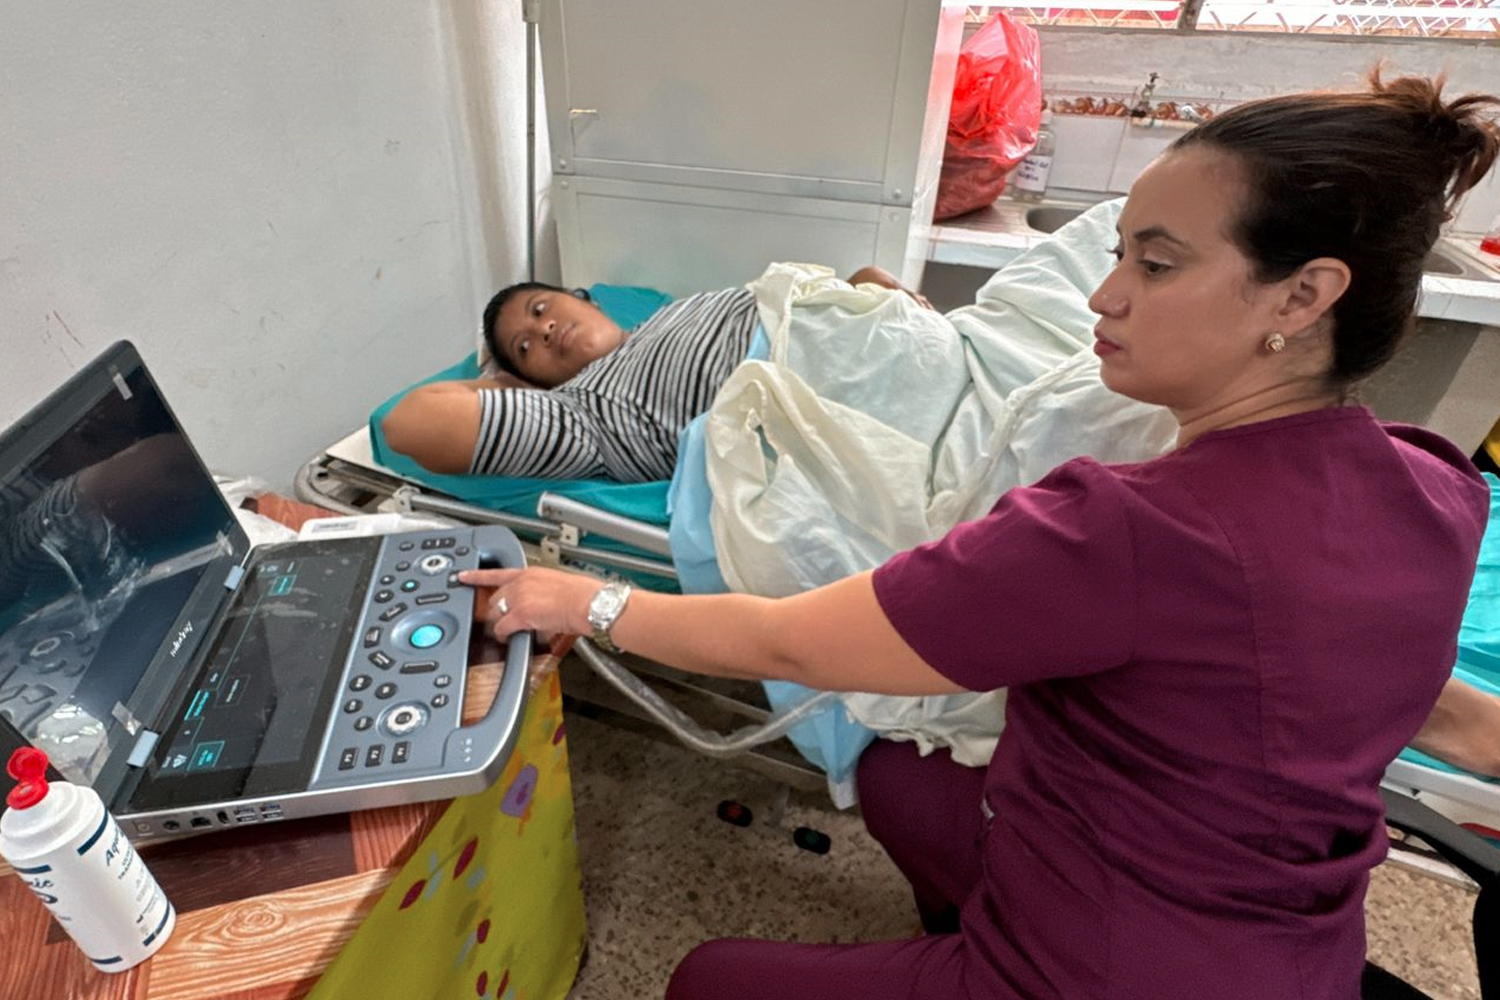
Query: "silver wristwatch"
586 581 632 653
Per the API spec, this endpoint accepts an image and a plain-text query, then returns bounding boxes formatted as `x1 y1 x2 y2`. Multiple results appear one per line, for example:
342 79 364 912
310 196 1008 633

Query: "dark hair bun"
1370 69 1500 214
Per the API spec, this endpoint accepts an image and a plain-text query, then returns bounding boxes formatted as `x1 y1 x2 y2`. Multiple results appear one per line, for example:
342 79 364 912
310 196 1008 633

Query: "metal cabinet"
538 0 962 296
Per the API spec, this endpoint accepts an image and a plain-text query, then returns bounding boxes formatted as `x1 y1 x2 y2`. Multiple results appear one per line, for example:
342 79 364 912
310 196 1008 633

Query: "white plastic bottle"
1011 109 1056 203
1 747 175 972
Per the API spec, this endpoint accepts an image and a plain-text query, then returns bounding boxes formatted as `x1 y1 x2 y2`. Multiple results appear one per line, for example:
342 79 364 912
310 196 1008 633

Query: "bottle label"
1012 154 1054 194
6 806 175 970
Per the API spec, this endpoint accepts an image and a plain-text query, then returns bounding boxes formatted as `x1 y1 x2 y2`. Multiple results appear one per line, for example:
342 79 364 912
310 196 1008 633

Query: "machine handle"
442 525 532 767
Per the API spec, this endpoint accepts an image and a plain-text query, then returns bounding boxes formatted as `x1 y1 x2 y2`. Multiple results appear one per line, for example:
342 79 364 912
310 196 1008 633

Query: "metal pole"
524 0 539 281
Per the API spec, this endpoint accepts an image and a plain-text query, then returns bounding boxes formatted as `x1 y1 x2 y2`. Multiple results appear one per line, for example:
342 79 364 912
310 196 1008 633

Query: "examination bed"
298 203 1500 861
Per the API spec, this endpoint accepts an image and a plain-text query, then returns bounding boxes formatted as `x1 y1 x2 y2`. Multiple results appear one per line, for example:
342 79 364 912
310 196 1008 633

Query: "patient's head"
482 281 627 388
1169 69 1499 389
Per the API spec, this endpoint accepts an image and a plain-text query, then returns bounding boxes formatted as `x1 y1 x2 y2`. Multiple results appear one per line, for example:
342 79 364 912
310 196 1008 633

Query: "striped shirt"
470 288 759 482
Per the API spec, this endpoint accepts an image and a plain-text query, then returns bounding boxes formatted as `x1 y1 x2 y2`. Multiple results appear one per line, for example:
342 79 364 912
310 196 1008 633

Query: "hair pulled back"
1172 69 1500 386
480 281 592 380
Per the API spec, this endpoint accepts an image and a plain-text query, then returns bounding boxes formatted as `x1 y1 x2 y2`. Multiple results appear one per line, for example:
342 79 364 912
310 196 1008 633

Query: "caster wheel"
716 799 753 828
792 826 831 854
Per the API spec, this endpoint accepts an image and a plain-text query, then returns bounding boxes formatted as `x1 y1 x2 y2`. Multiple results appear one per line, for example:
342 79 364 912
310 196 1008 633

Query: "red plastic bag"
933 13 1043 221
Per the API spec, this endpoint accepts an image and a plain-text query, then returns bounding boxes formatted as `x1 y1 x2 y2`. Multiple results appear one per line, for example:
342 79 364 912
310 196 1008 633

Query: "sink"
1024 205 1086 234
1422 246 1498 281
1423 249 1466 275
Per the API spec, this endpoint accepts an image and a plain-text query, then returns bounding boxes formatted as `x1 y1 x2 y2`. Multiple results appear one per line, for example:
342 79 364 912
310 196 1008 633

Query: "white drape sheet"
702 201 1179 763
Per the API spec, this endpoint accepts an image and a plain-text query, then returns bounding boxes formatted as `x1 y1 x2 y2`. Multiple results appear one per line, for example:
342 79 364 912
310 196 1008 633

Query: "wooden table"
0 499 587 1000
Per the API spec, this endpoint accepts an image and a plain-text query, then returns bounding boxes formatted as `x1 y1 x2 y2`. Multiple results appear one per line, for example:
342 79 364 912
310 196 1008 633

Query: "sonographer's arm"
459 565 963 697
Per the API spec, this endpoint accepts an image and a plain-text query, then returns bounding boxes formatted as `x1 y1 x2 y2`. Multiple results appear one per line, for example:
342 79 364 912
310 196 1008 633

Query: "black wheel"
792 826 831 854
716 799 753 828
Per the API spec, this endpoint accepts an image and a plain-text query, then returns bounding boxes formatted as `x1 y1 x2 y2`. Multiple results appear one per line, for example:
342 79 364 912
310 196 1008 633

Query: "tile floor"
562 711 1484 1000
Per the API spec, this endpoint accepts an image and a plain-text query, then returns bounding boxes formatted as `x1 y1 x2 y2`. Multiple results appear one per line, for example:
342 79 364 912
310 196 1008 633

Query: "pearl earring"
1264 332 1286 354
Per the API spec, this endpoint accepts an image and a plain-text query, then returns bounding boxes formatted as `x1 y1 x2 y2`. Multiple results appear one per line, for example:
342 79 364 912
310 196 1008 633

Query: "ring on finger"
495 596 510 616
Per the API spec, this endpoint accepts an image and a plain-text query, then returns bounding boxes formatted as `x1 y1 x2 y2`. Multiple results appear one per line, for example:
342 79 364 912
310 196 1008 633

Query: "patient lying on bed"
380 266 925 482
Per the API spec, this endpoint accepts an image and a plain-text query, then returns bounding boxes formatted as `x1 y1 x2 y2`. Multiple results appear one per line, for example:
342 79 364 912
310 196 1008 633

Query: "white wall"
1035 29 1500 232
0 1 538 488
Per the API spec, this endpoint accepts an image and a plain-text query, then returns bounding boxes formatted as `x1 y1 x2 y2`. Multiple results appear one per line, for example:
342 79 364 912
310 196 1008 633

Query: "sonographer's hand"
458 566 602 645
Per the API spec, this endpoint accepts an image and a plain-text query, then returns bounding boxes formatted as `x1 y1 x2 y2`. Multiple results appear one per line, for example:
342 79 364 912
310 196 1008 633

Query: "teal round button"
409 624 444 649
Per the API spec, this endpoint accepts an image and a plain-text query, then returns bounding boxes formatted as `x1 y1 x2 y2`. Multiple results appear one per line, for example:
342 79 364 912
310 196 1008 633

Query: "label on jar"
1012 154 1054 193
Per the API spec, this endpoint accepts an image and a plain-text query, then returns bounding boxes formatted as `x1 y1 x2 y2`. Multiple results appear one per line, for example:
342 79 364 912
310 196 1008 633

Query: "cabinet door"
539 0 960 291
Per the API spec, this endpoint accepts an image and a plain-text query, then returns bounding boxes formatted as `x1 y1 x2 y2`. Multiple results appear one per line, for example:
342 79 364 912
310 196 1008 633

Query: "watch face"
590 584 628 627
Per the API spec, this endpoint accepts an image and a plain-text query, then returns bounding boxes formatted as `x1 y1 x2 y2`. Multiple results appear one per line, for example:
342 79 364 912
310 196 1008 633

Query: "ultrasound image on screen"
0 364 237 784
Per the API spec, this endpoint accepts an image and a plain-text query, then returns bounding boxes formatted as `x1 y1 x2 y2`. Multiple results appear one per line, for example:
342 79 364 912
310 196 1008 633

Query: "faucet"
1130 72 1160 119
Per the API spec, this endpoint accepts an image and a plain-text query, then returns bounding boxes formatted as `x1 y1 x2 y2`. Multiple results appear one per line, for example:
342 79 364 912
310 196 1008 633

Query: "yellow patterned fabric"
309 670 586 1000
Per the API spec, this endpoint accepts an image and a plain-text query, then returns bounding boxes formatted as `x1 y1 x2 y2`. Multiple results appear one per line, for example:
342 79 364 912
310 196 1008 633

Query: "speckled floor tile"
563 711 1483 1000
1367 863 1481 1000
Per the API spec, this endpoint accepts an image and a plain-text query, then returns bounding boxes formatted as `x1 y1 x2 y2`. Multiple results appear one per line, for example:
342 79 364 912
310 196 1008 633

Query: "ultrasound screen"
0 362 237 786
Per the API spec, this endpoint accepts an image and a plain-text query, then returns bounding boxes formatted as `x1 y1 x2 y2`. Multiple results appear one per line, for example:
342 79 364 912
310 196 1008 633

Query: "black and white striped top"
470 287 759 482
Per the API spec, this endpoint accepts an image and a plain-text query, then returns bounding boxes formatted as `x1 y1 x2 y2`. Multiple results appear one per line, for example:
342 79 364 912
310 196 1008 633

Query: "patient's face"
496 289 626 388
1087 148 1288 418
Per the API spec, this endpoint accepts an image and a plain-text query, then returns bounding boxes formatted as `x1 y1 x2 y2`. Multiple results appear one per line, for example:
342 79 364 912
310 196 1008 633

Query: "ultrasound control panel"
310 526 512 788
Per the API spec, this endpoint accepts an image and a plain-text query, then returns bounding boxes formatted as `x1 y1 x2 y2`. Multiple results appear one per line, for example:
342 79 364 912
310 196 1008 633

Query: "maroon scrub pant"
664 739 990 1000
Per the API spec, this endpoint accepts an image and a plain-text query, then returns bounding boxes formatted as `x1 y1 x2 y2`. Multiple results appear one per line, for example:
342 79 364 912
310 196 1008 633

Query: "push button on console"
381 702 430 737
409 624 444 649
418 553 453 576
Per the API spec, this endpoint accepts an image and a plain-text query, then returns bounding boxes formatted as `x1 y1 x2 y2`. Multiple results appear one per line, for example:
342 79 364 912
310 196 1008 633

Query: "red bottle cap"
5 747 51 810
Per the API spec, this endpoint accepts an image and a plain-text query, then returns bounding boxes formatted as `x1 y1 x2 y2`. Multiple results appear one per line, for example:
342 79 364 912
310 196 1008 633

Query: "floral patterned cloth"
309 669 585 1000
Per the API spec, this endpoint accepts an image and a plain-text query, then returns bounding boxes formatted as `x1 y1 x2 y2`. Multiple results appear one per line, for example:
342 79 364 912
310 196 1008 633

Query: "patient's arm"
1409 676 1500 778
382 378 508 475
847 265 934 310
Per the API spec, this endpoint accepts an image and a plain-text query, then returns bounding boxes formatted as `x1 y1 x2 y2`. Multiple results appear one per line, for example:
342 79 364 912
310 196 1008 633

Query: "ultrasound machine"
0 341 531 840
